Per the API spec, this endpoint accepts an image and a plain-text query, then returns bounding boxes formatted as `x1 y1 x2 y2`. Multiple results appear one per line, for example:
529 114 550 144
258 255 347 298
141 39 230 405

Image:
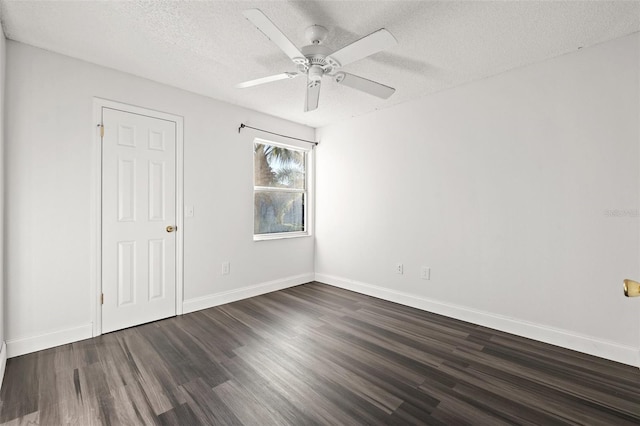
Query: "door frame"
91 98 184 336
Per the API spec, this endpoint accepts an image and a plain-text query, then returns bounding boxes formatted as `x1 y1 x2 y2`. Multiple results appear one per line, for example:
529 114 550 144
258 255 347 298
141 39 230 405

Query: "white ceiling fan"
236 9 398 112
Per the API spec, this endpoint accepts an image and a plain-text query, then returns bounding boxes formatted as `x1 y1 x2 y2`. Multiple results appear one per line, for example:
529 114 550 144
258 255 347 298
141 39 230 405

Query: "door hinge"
98 123 104 138
101 293 104 305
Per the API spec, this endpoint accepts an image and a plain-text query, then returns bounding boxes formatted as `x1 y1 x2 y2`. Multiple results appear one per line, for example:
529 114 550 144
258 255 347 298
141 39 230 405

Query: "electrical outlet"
222 261 230 275
421 266 431 280
396 263 403 274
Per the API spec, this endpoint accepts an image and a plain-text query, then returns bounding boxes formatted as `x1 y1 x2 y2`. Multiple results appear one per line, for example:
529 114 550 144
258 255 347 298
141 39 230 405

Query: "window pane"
254 191 304 234
254 143 305 189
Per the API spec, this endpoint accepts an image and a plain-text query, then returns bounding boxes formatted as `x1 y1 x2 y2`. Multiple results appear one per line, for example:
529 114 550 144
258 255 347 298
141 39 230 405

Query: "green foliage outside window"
254 142 307 235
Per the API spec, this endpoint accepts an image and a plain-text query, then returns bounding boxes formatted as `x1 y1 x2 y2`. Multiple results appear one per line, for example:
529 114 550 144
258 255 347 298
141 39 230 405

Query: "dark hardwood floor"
1 282 639 425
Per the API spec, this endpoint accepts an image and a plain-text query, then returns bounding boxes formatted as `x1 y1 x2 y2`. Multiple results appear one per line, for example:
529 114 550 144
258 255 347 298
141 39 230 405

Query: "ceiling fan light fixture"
308 65 324 82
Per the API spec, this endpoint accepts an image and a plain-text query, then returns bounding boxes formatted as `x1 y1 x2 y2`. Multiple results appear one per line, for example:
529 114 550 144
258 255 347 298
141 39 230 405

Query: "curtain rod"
238 123 318 146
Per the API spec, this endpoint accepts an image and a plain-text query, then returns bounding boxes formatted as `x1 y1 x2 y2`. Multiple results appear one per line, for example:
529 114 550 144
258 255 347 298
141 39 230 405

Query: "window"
253 139 310 240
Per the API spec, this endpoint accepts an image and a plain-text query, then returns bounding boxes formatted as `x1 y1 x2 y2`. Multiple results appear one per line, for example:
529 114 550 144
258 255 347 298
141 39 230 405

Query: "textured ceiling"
1 1 639 127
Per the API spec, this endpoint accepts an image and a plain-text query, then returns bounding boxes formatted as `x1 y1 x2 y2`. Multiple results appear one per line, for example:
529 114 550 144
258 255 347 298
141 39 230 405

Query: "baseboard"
7 324 93 358
4 274 313 358
183 273 315 314
315 273 639 367
0 341 6 390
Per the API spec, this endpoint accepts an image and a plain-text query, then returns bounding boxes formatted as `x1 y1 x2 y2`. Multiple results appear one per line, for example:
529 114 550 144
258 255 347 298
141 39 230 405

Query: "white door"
101 107 177 333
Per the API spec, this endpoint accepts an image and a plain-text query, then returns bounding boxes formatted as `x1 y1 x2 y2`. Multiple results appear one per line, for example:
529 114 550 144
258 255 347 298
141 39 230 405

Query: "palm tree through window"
254 140 308 237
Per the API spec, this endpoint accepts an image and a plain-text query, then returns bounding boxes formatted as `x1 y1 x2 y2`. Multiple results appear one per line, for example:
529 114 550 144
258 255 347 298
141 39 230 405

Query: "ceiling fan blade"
235 72 298 89
334 72 395 99
326 29 397 68
305 79 321 112
243 9 306 63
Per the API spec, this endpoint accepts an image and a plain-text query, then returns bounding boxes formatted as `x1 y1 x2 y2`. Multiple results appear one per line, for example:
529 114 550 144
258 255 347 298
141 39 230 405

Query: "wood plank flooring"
1 282 639 425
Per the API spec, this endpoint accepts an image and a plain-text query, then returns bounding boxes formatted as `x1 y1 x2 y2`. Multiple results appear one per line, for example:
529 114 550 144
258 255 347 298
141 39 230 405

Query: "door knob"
166 225 176 233
623 279 640 297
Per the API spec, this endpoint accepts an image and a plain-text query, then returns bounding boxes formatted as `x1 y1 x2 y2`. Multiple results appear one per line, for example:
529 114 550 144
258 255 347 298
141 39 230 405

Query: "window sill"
253 232 311 242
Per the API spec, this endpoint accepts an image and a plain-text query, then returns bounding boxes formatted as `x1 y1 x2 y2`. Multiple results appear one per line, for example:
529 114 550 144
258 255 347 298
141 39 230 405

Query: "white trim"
315 273 640 367
175 116 185 315
255 186 305 193
0 341 6 389
183 273 314 314
637 56 640 369
5 273 311 358
91 98 185 335
254 137 310 153
91 101 102 336
254 232 311 241
7 324 93 358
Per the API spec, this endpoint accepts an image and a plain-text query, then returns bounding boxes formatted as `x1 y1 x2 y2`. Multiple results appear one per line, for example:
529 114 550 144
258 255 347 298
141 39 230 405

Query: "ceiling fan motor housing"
299 43 335 76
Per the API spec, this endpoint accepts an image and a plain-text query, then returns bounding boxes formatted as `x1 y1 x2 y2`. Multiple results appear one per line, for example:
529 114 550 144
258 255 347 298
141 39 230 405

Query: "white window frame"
253 137 313 241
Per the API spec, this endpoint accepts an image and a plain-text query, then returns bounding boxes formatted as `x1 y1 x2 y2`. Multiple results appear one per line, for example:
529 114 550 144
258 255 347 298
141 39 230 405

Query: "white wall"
5 41 314 356
315 33 640 366
0 21 6 384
